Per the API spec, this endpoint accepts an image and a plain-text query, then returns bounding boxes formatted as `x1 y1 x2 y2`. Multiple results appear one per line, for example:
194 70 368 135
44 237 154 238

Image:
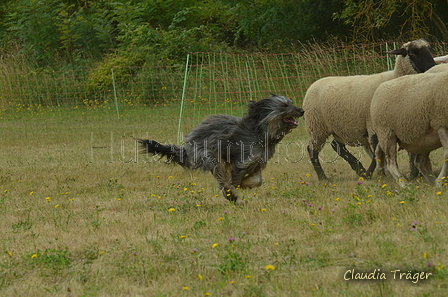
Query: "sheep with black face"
370 69 448 187
302 39 436 181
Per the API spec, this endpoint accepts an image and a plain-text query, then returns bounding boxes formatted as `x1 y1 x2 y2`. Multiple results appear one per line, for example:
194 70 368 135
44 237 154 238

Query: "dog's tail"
137 139 189 168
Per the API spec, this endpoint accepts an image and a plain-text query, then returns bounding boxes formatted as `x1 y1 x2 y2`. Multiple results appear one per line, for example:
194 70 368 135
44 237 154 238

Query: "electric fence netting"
1 42 447 144
178 43 393 140
177 42 447 141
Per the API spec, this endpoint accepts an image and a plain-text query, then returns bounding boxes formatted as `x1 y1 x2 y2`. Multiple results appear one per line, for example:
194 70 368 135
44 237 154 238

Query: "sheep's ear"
388 48 407 56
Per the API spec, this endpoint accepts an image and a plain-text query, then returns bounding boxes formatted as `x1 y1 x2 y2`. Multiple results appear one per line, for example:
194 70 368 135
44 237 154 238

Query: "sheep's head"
388 38 436 76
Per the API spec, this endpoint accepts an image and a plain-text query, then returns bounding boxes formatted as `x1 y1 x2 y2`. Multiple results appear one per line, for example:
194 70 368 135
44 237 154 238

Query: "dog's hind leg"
212 163 243 204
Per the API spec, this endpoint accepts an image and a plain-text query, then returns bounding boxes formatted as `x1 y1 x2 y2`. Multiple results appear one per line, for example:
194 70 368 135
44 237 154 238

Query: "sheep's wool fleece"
370 71 448 153
426 63 448 74
303 48 421 148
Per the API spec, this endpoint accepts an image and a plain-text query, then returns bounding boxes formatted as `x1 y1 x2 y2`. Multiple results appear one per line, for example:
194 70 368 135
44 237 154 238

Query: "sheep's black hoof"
317 174 329 181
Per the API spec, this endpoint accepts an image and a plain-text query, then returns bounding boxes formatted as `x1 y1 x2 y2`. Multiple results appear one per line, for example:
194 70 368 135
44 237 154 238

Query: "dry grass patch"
0 106 447 296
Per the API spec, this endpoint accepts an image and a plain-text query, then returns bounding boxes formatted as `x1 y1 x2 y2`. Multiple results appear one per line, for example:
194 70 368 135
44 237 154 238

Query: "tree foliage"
0 0 446 69
334 0 448 41
224 0 348 48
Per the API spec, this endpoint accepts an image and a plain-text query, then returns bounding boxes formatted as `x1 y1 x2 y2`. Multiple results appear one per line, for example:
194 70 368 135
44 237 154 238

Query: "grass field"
1 105 447 296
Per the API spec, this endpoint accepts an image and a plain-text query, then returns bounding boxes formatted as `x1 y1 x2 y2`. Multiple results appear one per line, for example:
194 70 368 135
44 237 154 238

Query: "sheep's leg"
364 151 377 178
307 145 328 180
374 145 387 176
330 139 367 177
365 134 378 178
436 128 448 186
407 153 420 180
414 153 436 185
382 133 406 187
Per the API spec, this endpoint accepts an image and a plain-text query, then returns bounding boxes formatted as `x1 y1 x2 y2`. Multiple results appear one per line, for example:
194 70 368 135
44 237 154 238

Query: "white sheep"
425 62 448 73
302 39 436 180
370 70 448 187
434 55 448 63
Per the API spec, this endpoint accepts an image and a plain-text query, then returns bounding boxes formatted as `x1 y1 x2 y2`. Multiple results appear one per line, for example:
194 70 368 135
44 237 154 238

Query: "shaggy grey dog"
138 94 304 204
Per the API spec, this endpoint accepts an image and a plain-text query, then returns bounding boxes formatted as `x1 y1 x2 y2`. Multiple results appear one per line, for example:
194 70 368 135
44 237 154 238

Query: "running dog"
138 94 304 204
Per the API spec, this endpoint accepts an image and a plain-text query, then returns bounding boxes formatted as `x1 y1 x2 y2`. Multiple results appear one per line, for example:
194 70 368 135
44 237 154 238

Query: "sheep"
370 70 448 187
368 62 448 179
302 39 436 181
425 62 448 73
434 55 448 63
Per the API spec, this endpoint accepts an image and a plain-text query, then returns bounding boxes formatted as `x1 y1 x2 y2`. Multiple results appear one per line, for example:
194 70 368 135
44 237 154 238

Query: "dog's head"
247 94 304 137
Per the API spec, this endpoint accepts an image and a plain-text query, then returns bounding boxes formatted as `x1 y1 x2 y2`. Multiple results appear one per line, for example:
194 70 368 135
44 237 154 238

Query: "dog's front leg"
212 163 244 204
226 165 251 204
220 186 240 203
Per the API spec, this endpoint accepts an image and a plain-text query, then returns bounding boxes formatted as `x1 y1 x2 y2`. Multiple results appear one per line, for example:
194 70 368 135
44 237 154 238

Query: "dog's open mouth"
283 117 299 127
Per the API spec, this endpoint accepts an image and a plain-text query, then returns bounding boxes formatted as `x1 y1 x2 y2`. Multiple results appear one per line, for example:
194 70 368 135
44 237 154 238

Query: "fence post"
245 61 252 100
177 53 190 144
111 67 120 120
386 42 397 71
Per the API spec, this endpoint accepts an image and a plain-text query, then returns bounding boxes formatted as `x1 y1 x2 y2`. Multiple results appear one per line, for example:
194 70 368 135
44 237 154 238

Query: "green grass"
1 105 448 296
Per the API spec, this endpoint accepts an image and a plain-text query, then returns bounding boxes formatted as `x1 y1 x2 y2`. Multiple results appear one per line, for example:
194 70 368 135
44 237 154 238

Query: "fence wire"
1 41 447 138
